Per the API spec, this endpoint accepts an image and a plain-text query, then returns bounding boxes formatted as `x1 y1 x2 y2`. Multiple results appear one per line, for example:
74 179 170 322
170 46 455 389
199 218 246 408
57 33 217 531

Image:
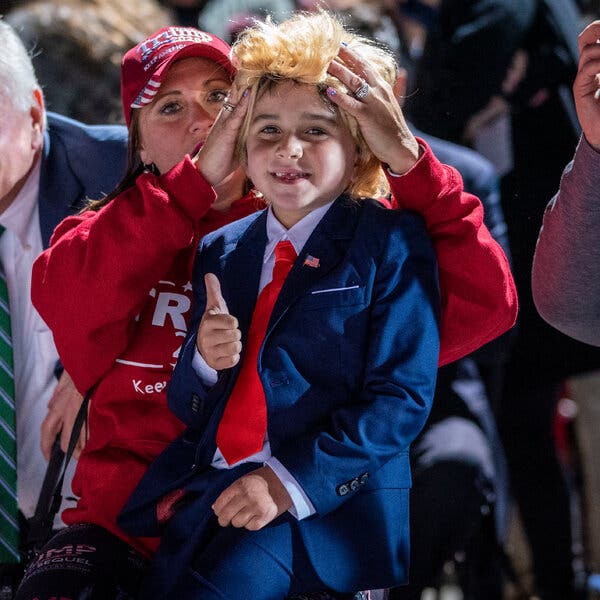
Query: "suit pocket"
302 284 367 311
311 284 360 294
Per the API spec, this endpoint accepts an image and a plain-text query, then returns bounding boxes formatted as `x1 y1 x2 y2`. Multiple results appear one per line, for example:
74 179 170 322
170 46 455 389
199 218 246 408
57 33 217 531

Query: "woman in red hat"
18 22 516 600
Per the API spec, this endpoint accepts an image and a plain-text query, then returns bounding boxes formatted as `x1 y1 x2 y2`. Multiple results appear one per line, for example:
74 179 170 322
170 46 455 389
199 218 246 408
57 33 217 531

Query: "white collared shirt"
194 201 335 519
0 158 76 527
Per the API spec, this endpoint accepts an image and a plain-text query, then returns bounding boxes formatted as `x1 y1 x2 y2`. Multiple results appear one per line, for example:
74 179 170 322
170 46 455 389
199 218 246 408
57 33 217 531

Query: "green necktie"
0 225 19 563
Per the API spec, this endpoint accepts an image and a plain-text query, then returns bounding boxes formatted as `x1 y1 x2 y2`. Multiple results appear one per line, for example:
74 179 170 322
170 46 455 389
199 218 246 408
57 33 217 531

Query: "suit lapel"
268 196 361 335
219 210 268 346
38 128 84 248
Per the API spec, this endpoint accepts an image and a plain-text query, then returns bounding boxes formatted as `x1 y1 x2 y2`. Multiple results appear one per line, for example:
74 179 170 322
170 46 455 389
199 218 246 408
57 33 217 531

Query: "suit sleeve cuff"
192 346 218 387
265 457 316 520
386 144 427 178
386 138 456 212
157 155 217 221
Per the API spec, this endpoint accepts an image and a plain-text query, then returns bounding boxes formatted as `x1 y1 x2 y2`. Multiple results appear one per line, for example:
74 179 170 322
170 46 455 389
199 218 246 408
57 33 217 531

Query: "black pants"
15 523 148 600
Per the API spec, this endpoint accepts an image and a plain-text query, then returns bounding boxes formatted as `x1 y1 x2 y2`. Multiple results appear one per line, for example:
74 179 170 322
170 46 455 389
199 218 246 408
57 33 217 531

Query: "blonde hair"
232 10 398 199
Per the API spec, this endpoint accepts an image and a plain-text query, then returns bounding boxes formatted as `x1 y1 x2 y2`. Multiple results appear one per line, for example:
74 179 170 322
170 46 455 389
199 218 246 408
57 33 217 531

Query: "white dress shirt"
0 159 76 527
193 201 335 519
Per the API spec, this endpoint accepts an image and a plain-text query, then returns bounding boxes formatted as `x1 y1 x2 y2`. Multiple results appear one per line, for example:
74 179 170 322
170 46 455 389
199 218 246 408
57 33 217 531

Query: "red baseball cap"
121 26 236 126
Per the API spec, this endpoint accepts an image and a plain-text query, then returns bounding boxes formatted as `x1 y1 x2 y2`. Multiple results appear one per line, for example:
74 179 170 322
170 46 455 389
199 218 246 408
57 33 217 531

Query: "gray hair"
0 18 43 114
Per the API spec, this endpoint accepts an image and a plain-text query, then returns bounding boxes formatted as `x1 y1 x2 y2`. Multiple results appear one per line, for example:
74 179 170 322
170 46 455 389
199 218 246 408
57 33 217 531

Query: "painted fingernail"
243 88 249 97
327 87 337 97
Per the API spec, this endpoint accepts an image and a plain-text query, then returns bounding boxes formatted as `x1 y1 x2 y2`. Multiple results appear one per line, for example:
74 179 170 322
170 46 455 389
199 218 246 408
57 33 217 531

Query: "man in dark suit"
0 19 126 593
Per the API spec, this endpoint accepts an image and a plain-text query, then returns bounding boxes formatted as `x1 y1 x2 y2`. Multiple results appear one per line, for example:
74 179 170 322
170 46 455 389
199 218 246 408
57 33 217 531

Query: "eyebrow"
155 79 231 99
252 112 339 124
203 78 232 87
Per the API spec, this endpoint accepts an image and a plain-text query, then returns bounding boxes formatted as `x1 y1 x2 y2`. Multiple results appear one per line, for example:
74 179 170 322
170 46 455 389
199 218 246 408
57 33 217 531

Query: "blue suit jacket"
120 197 440 593
39 112 127 247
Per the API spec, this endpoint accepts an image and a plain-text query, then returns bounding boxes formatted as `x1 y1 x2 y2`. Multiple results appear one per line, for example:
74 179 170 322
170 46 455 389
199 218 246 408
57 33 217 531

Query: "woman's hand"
40 370 87 460
326 44 420 175
194 81 251 186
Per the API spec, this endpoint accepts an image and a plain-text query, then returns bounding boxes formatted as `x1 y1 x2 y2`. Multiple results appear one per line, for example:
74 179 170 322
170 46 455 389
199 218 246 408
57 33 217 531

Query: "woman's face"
137 57 231 174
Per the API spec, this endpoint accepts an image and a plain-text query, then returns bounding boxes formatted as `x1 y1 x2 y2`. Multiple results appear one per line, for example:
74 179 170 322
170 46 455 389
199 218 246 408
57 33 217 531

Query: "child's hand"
194 81 250 186
196 273 242 370
326 44 420 175
212 466 293 530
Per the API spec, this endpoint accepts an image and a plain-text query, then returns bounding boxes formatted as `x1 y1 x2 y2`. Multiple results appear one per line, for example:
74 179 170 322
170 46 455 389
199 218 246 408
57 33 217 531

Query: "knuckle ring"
222 101 237 112
353 80 370 101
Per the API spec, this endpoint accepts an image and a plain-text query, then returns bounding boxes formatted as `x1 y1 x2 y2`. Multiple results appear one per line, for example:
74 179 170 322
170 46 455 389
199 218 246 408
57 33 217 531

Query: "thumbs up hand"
196 273 242 370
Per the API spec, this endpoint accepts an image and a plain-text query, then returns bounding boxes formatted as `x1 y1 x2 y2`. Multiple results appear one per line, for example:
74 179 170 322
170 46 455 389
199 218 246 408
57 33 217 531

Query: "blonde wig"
232 10 399 199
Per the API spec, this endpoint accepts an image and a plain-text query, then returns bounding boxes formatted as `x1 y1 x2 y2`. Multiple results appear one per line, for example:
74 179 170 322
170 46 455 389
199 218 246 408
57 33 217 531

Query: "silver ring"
222 101 237 112
353 80 370 101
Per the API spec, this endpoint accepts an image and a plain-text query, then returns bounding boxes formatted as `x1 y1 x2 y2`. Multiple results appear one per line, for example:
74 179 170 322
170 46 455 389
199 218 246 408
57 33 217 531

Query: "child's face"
245 81 358 228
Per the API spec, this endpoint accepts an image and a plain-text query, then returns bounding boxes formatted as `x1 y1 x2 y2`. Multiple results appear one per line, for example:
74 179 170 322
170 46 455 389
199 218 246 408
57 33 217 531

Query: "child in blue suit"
119 11 440 598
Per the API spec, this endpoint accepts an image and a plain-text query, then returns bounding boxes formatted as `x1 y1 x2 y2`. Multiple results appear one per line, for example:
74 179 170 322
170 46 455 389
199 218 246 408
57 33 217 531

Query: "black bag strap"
25 390 91 556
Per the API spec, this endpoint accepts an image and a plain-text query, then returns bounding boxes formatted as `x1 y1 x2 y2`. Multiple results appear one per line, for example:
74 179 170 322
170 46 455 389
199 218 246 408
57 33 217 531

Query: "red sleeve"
31 156 217 393
388 139 518 366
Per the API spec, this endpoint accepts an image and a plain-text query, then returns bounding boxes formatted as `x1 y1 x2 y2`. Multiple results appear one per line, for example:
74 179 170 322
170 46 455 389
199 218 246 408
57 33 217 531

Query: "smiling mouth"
271 171 309 182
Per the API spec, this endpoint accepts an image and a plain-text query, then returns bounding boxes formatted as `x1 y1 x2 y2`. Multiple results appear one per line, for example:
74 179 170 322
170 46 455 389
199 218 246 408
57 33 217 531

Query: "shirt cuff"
386 166 403 178
265 457 316 520
192 347 218 386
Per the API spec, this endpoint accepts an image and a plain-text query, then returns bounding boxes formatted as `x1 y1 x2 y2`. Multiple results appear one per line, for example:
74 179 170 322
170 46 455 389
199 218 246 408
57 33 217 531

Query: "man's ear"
30 88 45 151
393 68 408 107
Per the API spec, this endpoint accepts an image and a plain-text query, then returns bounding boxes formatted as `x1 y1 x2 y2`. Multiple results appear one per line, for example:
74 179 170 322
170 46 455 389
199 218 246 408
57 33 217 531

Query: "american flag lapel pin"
303 254 320 268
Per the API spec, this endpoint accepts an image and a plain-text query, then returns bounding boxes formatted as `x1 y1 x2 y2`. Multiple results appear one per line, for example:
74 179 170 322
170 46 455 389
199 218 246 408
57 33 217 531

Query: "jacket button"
337 484 349 496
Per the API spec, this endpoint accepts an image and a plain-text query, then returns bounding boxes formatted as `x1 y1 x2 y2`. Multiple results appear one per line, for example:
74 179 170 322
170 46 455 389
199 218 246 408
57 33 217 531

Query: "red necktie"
216 240 297 465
